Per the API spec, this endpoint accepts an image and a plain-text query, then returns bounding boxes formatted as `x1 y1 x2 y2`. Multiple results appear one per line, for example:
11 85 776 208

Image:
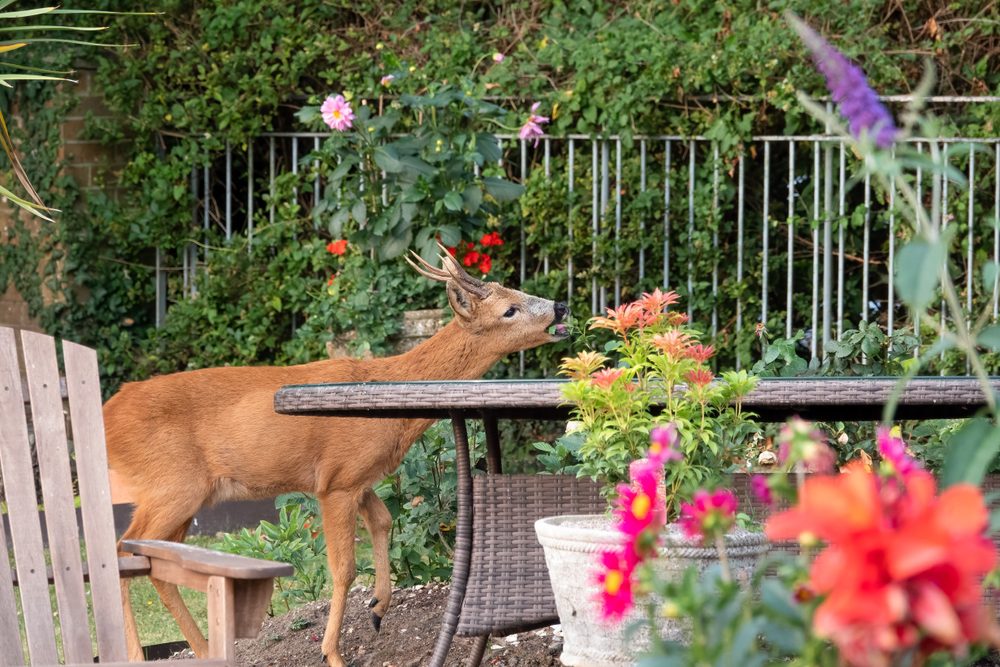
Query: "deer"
102 248 569 667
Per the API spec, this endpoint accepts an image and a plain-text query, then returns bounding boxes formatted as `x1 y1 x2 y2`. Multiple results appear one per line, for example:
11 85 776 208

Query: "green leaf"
979 325 1000 351
983 261 999 295
373 146 403 173
462 185 483 214
351 199 367 226
437 224 461 246
475 133 502 164
442 191 463 212
483 176 525 202
940 418 1000 488
399 155 436 177
894 231 953 312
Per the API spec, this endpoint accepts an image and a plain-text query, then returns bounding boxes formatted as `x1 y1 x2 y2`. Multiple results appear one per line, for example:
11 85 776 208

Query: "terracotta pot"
535 514 769 666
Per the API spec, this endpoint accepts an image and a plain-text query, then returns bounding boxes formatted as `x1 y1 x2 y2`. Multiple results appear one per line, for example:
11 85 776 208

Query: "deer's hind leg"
120 500 207 658
359 487 393 631
319 489 362 667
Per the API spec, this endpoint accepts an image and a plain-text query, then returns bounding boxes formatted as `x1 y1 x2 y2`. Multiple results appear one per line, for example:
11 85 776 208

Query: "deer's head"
407 247 569 355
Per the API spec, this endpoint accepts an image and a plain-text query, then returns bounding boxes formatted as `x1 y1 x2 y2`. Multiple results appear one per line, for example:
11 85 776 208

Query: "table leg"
466 635 489 667
484 414 502 474
429 414 474 667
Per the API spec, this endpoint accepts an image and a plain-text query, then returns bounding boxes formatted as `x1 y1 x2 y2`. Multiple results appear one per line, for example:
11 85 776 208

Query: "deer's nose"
554 302 568 321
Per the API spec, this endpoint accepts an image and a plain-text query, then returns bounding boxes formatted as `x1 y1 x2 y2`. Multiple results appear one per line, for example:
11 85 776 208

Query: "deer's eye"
503 306 518 318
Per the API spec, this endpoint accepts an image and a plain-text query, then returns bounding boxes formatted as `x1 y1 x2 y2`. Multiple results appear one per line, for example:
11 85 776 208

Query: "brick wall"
0 64 124 331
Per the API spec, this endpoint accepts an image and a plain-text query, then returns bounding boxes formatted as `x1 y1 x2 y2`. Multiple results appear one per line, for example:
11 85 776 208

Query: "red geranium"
326 239 348 256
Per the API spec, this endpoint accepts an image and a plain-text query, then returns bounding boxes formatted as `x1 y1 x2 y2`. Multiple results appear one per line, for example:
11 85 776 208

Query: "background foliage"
1 0 997 586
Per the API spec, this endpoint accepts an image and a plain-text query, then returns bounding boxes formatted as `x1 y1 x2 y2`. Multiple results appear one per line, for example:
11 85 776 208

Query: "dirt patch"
171 583 562 666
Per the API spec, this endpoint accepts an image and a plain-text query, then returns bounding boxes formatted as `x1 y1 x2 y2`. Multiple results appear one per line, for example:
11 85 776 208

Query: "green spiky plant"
0 2 149 219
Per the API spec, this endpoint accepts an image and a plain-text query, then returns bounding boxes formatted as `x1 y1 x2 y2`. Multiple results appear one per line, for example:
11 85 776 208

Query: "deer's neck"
371 320 503 381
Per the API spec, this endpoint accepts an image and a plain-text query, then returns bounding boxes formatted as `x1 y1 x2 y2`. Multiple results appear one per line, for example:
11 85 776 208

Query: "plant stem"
714 533 731 583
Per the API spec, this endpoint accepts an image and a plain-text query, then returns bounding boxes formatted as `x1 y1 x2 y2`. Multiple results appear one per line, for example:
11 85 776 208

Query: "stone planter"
326 308 446 359
535 514 769 666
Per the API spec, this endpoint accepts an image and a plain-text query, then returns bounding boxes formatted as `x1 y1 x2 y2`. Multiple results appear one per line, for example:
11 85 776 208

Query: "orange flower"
589 302 646 336
651 330 691 358
326 239 348 255
559 351 609 380
766 464 998 664
637 288 680 318
590 367 626 389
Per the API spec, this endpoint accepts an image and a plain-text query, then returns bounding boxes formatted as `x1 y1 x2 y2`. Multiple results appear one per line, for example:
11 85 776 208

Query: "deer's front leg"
359 487 393 631
319 490 361 667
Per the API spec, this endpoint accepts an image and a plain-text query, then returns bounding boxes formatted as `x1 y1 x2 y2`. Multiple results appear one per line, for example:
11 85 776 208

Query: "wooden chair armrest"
120 539 293 580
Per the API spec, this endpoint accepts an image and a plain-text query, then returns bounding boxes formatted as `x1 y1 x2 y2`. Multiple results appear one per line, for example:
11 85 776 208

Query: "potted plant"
534 289 769 665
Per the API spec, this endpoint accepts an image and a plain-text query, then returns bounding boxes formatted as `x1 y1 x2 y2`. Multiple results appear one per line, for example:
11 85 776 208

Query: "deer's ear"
447 281 477 321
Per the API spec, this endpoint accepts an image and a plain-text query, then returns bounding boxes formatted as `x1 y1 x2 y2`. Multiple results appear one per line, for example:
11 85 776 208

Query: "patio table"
273 376 998 666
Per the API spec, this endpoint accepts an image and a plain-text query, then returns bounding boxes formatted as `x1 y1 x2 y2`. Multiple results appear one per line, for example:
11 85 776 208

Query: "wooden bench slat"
63 339 129 663
22 331 93 664
0 328 27 666
0 327 58 664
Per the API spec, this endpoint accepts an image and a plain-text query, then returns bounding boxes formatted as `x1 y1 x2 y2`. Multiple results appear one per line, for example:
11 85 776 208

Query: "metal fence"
169 100 1000 369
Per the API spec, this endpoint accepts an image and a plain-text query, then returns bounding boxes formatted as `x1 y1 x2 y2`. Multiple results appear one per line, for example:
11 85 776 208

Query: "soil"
167 583 1000 666
171 583 562 666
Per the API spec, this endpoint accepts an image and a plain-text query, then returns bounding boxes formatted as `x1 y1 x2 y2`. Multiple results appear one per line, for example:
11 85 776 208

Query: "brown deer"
103 249 569 666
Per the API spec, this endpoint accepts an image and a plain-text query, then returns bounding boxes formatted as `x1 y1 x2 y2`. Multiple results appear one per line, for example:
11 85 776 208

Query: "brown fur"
104 255 567 666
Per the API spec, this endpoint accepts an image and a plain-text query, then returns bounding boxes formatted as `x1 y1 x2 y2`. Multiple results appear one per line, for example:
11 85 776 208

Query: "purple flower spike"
787 13 898 149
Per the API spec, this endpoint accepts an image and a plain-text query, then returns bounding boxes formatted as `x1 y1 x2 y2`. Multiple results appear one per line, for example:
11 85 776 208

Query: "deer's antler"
438 242 490 298
406 244 491 299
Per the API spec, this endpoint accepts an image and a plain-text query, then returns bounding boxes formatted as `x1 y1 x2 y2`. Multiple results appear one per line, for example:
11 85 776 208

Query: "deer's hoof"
368 597 379 609
372 612 382 633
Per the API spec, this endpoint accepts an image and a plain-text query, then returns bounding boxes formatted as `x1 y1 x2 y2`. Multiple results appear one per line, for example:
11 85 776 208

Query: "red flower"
765 463 998 664
684 368 714 389
480 231 504 247
685 344 715 364
462 251 480 267
589 302 647 336
326 239 348 256
478 254 492 274
677 489 738 542
446 246 458 257
327 275 336 286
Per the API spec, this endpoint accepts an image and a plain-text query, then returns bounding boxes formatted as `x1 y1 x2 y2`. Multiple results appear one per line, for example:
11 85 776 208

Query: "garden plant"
587 13 1000 666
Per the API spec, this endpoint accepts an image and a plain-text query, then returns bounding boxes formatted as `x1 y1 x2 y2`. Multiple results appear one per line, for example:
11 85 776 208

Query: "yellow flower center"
604 569 624 595
631 493 651 520
333 110 342 120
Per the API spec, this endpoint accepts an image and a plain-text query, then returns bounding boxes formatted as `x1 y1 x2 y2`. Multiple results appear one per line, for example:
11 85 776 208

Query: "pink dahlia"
321 94 354 131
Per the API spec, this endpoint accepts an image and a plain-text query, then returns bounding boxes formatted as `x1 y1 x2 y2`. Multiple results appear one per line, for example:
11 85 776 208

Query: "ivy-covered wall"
1 0 997 392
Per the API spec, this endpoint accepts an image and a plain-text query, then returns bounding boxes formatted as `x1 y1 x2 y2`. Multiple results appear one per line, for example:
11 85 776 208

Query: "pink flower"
877 426 921 478
595 550 635 621
649 425 683 465
519 102 549 146
677 489 738 543
492 52 505 63
380 74 395 87
321 94 354 131
751 474 773 507
614 472 659 543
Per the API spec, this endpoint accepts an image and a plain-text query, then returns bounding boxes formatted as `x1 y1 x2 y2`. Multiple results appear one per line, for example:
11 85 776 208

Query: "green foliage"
374 421 485 587
298 85 522 261
218 494 329 614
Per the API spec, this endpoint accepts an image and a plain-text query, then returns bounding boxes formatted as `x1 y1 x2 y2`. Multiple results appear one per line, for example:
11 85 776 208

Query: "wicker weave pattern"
274 377 1000 421
457 475 605 637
